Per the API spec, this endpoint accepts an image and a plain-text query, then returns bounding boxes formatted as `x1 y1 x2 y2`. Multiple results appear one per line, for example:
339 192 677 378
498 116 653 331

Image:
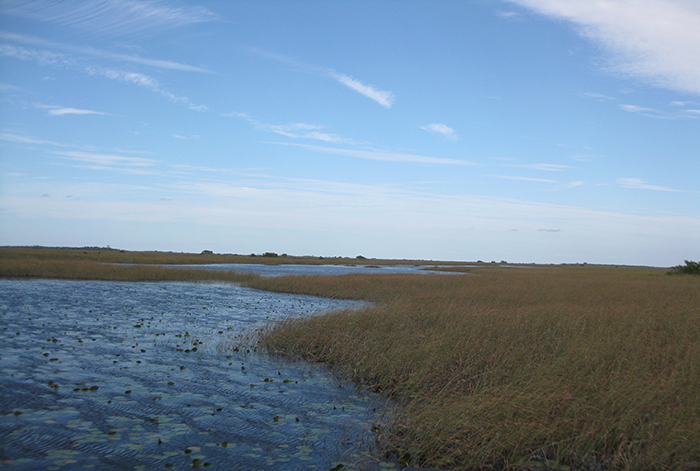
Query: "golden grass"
255 266 700 470
0 250 257 283
0 246 450 266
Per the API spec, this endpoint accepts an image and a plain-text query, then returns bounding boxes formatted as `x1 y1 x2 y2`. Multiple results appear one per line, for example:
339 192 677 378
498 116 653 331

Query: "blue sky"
1 0 698 266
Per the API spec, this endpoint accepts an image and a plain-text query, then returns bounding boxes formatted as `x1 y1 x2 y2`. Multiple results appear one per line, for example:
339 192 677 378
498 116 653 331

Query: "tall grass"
0 255 258 283
0 246 448 266
256 266 700 470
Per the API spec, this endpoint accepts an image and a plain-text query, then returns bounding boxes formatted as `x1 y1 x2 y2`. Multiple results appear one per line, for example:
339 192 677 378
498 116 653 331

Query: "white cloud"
225 112 354 144
333 74 395 108
1 0 220 38
86 67 208 111
617 178 681 192
274 143 479 166
491 175 559 183
0 43 70 66
619 102 699 119
0 132 67 147
570 154 594 162
507 0 700 96
1 31 212 73
580 92 616 100
56 151 157 168
249 48 395 108
0 82 21 91
496 10 523 20
619 104 653 113
505 163 572 171
562 180 584 189
48 107 106 116
421 123 457 139
548 180 584 191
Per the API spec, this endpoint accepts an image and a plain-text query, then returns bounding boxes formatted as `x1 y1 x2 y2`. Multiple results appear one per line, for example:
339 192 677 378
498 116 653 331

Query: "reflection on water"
0 280 395 470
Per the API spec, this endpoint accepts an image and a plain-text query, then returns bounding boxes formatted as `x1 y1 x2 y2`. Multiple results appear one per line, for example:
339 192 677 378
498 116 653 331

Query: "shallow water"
0 279 395 470
167 263 436 277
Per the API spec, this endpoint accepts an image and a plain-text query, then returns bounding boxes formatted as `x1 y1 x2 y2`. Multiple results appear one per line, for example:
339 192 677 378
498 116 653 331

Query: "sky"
1 0 698 266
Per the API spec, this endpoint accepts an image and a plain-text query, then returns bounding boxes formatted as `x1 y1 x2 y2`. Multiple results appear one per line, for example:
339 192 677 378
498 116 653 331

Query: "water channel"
0 277 398 470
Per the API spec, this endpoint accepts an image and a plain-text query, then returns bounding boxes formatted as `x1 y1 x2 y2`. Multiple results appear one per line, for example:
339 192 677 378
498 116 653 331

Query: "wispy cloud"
561 180 584 189
619 103 699 119
48 107 106 116
54 150 161 175
421 123 457 139
505 163 572 171
490 175 559 183
507 0 700 96
86 67 208 111
273 143 479 166
1 32 209 111
580 92 616 101
549 180 584 191
0 132 74 147
250 48 394 108
332 74 394 108
617 178 681 192
619 104 654 114
496 10 523 20
0 82 21 92
1 0 220 38
0 43 71 66
1 32 212 73
56 151 157 167
225 112 354 144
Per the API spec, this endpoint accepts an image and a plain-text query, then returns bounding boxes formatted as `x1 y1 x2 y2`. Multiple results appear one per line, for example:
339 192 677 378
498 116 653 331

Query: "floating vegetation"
0 279 391 469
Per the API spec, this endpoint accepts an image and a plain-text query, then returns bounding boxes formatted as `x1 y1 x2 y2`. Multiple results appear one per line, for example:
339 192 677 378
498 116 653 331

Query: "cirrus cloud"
421 123 457 139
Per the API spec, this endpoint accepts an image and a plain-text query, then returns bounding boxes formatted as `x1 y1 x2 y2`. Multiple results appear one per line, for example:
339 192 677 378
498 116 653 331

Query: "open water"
0 279 396 470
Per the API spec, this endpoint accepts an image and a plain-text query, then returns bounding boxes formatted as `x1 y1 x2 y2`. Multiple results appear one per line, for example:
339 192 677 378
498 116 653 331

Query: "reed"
257 266 700 470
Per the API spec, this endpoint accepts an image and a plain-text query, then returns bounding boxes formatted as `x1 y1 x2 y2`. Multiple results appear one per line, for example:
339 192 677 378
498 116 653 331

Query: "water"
0 279 396 470
164 263 439 277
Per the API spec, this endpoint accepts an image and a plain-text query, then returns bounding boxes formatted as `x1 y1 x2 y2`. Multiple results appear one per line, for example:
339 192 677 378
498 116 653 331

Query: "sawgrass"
0 246 448 267
0 249 257 283
256 266 700 470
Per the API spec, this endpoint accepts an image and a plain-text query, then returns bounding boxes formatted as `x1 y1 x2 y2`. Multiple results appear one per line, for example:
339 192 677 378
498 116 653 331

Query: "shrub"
669 260 700 275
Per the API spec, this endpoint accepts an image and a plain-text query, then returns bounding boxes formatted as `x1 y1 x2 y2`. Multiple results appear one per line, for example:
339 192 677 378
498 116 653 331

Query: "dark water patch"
0 279 396 470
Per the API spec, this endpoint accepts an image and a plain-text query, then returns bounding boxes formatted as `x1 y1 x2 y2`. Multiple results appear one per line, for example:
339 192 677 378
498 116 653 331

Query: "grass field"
2 247 698 470
252 266 700 470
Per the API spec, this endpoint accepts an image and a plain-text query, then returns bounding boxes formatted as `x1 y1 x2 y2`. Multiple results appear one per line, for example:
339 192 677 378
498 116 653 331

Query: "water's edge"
0 279 398 470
